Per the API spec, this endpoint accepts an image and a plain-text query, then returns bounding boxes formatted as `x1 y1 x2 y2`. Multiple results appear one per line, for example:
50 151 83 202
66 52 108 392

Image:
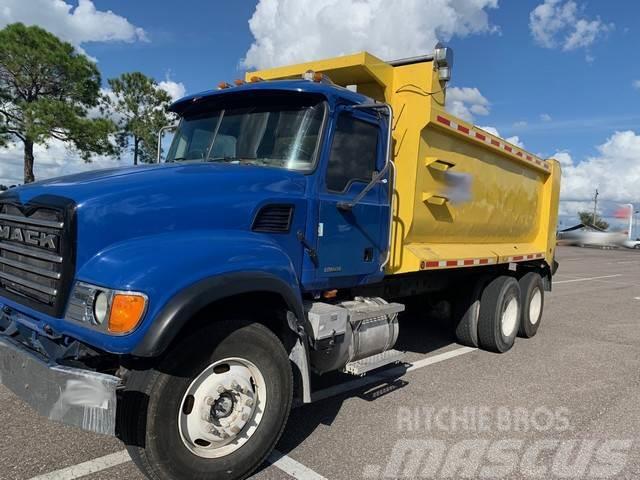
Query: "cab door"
315 107 390 284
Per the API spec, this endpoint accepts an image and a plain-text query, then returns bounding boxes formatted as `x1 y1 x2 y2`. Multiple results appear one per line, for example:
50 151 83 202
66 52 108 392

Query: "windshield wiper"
206 156 240 163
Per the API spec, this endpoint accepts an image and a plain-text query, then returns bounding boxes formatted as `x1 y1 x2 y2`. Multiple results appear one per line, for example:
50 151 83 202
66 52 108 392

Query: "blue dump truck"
0 47 560 479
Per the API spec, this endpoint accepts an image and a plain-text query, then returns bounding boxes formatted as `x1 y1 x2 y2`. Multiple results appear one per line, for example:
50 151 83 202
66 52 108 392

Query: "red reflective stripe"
463 259 475 265
491 139 500 146
504 145 513 152
458 125 470 134
445 260 457 267
516 151 523 157
512 255 524 261
479 258 489 265
475 133 486 141
425 261 439 268
437 115 451 126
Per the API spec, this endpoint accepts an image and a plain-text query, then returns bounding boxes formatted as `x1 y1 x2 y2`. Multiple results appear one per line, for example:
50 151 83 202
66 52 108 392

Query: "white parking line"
28 448 319 480
268 450 328 479
554 274 622 284
28 346 476 480
28 450 131 480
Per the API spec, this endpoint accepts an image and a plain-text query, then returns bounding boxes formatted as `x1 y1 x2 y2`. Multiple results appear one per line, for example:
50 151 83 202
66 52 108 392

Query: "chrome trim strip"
0 271 58 295
0 256 61 279
0 242 63 263
0 213 63 229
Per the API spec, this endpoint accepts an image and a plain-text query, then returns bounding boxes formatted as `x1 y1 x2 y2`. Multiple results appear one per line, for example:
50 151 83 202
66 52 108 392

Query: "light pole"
625 203 638 240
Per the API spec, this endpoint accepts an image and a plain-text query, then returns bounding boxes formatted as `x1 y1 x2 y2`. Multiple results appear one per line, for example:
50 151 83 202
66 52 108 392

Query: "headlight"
93 291 109 325
66 282 148 335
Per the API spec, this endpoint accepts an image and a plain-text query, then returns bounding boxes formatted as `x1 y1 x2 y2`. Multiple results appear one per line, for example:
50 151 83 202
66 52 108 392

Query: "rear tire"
453 277 487 348
518 272 544 338
119 321 293 480
477 276 520 353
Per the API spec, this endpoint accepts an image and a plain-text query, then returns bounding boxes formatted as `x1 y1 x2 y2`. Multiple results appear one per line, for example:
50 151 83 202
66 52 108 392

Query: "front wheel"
120 321 293 480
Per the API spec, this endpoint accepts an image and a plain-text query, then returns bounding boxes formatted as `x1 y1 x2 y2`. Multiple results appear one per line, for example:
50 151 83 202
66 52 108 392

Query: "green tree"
106 72 173 165
578 211 609 230
0 23 116 183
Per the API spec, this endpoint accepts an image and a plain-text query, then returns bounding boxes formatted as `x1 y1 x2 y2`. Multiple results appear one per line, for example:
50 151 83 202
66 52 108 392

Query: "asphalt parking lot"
1 245 639 480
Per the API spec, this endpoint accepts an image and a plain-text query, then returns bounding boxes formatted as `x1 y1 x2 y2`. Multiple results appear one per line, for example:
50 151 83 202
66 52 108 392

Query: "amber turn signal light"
108 293 147 334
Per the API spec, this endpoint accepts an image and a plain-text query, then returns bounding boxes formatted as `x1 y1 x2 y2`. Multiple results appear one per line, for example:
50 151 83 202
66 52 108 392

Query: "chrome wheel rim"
501 296 519 337
178 357 267 458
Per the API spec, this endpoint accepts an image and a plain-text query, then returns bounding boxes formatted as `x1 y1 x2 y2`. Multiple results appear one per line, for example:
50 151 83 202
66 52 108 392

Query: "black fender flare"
132 271 306 357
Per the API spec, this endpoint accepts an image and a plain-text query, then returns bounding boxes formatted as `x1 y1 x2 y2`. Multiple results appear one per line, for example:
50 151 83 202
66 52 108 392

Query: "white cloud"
0 0 147 48
633 80 640 90
242 0 498 69
445 87 491 123
556 131 640 206
540 113 552 122
552 150 573 167
478 126 525 148
505 136 525 148
529 0 612 54
0 139 124 187
157 80 187 102
513 120 528 128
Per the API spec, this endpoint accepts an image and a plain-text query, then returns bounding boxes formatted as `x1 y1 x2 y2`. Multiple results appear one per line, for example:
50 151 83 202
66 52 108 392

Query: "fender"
132 271 306 357
132 271 313 403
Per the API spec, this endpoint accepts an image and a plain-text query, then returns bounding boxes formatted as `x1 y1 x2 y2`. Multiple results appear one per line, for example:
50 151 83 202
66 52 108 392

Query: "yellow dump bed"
249 51 561 275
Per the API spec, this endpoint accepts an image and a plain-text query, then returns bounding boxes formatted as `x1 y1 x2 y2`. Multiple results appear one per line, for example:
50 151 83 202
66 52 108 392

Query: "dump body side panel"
249 52 561 278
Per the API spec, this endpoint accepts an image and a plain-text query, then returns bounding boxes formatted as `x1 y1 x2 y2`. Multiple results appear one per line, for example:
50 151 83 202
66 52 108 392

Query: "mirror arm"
156 124 178 163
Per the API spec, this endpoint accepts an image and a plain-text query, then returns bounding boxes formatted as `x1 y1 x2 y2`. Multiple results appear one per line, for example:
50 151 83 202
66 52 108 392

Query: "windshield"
166 97 325 171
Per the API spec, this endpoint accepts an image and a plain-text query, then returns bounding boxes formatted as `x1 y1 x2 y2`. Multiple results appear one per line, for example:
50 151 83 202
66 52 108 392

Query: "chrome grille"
0 203 69 313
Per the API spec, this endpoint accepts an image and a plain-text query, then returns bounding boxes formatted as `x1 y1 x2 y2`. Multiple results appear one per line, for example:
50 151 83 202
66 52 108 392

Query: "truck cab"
166 80 393 291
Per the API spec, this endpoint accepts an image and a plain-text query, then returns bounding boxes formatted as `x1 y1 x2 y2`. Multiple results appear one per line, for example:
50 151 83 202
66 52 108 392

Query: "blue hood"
4 163 308 269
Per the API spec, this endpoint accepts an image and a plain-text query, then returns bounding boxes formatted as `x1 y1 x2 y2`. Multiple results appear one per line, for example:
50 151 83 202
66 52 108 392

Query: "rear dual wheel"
454 273 544 353
477 276 521 353
517 272 544 338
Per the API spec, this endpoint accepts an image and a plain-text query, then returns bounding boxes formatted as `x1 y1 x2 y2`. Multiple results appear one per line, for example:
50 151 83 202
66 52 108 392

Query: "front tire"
120 321 293 480
477 276 521 353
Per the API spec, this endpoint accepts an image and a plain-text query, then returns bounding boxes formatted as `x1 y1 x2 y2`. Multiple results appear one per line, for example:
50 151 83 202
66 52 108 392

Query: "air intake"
252 205 294 233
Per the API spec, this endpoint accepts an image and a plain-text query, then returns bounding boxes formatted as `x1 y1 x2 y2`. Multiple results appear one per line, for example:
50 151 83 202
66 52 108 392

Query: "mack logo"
0 224 58 250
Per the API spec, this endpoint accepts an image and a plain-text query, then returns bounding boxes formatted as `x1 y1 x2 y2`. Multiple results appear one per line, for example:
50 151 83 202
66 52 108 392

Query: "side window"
326 113 379 192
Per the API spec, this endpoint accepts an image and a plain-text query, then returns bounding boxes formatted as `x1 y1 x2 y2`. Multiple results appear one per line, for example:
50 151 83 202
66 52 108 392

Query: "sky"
0 0 639 235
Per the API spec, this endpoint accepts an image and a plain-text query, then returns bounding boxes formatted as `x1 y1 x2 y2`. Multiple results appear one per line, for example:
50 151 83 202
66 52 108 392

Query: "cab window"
325 114 379 192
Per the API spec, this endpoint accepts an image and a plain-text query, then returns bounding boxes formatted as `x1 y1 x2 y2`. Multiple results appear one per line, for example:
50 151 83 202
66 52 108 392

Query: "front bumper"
0 335 120 436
